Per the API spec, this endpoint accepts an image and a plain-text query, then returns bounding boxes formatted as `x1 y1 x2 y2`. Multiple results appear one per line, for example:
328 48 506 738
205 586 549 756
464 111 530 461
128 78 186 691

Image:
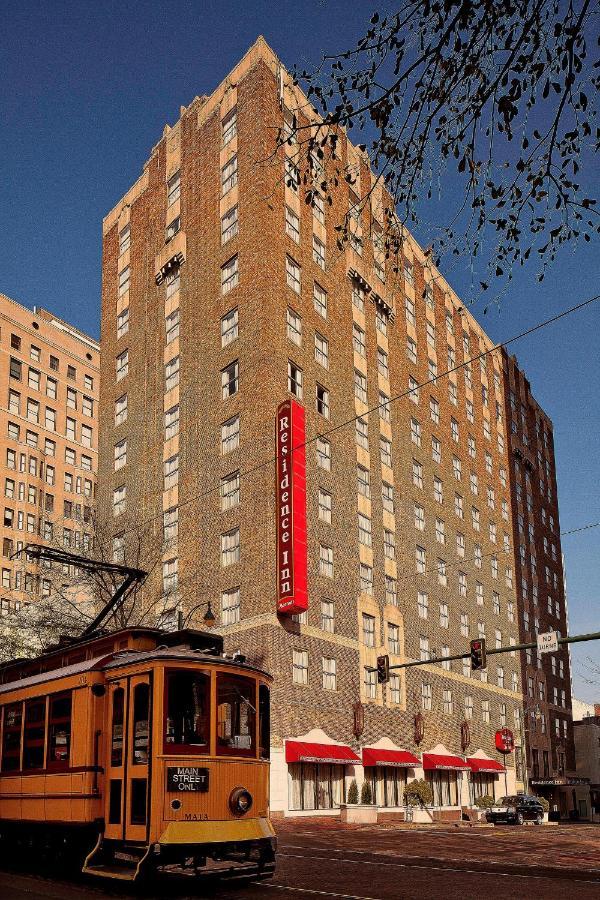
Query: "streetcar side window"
259 683 270 760
216 674 256 758
111 687 125 766
47 692 72 771
23 698 46 770
1 702 23 772
132 683 150 765
164 670 210 753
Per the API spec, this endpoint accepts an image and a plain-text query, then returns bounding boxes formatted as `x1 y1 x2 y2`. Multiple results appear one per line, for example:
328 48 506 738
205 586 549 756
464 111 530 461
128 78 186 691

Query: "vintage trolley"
0 626 275 881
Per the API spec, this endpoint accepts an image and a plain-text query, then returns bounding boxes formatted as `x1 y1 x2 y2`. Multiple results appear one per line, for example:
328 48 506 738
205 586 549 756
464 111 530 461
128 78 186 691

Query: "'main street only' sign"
276 399 308 615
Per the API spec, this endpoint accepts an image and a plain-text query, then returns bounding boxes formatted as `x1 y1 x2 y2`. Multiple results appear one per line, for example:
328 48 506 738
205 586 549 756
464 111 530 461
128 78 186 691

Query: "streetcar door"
104 674 152 842
125 675 151 842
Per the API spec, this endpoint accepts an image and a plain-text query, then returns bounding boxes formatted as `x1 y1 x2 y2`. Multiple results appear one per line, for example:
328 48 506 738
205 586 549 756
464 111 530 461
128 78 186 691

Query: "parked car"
485 794 545 825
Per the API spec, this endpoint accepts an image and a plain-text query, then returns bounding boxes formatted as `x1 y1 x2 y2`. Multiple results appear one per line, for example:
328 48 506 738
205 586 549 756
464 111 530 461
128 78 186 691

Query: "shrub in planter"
404 778 433 808
537 796 550 812
474 794 495 810
347 779 359 805
360 780 373 805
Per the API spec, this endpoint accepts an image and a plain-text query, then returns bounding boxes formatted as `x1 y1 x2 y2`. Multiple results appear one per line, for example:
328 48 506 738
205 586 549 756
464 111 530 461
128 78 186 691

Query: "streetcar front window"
217 674 256 757
164 670 210 753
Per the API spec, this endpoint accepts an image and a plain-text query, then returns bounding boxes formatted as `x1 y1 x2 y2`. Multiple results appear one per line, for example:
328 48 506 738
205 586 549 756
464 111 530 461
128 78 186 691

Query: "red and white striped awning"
362 747 420 768
467 757 506 774
422 753 470 771
285 741 360 765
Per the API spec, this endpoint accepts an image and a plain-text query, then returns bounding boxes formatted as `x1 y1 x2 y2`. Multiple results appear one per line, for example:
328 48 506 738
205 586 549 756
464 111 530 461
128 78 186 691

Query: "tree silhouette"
283 1 598 305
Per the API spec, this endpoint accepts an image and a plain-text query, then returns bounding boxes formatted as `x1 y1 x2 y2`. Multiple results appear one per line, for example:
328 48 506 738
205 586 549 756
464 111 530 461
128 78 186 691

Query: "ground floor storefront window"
367 766 407 807
288 762 344 811
425 770 459 806
470 773 497 803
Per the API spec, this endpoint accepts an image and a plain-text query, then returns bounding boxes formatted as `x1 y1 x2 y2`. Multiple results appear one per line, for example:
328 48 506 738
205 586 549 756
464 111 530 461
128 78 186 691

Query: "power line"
98 293 600 550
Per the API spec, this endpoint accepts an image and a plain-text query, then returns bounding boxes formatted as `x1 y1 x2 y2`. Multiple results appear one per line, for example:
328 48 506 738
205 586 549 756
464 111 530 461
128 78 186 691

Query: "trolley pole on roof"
14 544 147 638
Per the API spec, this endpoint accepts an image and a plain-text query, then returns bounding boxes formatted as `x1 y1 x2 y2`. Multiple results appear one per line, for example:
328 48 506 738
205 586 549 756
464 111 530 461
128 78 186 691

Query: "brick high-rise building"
502 352 577 816
98 37 570 819
0 293 99 624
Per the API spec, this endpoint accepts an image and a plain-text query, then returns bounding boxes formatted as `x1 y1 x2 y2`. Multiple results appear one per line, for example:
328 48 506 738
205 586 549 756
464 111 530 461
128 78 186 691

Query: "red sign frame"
275 399 308 615
495 727 515 754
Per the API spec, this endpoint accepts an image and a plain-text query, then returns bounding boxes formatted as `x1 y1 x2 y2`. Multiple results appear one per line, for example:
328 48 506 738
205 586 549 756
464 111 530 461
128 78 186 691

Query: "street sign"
537 630 559 654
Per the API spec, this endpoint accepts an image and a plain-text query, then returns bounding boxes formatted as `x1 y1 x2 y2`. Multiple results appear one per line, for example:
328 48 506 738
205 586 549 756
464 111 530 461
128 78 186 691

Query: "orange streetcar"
0 626 275 882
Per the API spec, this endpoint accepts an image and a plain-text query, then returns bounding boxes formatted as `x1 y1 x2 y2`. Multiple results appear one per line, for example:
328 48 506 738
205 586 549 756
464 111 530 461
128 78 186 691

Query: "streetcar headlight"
229 787 253 816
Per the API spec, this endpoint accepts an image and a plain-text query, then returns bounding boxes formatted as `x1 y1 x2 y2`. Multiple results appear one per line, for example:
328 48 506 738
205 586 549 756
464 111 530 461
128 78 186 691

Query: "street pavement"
0 821 598 900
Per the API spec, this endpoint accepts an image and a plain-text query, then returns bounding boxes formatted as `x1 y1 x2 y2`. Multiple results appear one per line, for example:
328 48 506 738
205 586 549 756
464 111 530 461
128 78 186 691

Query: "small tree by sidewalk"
404 779 433 808
360 780 373 805
347 779 359 805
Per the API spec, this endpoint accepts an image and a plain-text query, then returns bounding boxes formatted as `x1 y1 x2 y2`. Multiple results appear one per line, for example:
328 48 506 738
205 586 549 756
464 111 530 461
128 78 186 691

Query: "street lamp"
177 600 216 630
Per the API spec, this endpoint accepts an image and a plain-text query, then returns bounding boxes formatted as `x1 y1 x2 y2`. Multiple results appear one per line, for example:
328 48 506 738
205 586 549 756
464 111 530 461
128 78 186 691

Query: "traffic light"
376 654 390 684
470 638 487 671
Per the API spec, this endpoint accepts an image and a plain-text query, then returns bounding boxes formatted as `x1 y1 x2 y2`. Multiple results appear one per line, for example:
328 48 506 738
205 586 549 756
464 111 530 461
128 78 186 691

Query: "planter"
340 803 378 824
409 806 435 823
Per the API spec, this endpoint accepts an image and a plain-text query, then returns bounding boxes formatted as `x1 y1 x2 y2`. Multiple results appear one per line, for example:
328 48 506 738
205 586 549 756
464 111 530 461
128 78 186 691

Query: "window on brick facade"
221 155 238 194
221 527 240 566
313 282 327 318
319 544 333 578
316 436 330 470
288 361 303 399
221 360 239 399
292 650 308 685
221 205 239 243
115 394 127 425
221 255 239 294
286 255 301 293
285 205 300 243
221 586 240 625
220 471 240 511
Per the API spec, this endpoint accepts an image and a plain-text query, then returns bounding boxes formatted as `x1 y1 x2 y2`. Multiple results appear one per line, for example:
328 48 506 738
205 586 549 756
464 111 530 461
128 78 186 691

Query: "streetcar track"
276 851 600 884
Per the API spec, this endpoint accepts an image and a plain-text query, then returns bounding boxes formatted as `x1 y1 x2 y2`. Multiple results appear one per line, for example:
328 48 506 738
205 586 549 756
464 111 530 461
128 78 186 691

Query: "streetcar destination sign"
166 766 209 792
537 630 559 655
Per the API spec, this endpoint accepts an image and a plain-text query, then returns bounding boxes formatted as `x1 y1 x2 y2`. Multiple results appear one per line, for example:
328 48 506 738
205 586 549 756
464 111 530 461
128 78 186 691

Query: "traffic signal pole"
368 629 600 674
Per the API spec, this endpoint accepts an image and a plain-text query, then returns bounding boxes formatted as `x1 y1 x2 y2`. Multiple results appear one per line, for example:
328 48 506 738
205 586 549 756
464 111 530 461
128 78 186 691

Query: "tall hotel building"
99 38 575 818
0 294 99 622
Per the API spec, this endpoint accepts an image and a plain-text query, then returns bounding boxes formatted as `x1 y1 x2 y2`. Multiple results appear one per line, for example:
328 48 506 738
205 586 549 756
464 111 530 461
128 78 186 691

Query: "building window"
285 205 300 243
312 192 325 224
221 255 239 294
417 591 429 619
316 436 331 470
220 307 239 348
115 394 128 425
167 170 180 206
221 205 239 243
385 575 397 606
113 534 125 563
482 700 490 724
166 268 180 298
114 439 127 471
356 417 368 449
286 308 302 345
165 216 180 242
313 283 327 318
322 657 337 691
165 356 180 392
165 405 179 440
382 481 394 513
312 235 325 269
288 361 303 399
163 558 178 594
315 333 329 369
319 544 333 578
8 358 21 382
221 360 239 399
358 513 372 547
221 471 240 511
421 682 432 711
360 563 373 595
380 437 392 468
113 485 126 517
318 488 332 523
285 156 299 191
163 507 178 542
293 650 308 685
414 504 425 531
321 599 334 632
364 667 377 700
221 155 238 194
316 384 329 418
165 308 180 345
388 623 400 655
384 529 395 560
116 350 129 382
221 527 240 566
221 587 240 625
377 348 389 380
164 454 179 490
286 256 301 293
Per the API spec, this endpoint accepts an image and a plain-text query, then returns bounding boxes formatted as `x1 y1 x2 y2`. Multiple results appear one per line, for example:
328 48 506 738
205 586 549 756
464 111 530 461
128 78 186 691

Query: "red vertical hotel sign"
276 399 308 615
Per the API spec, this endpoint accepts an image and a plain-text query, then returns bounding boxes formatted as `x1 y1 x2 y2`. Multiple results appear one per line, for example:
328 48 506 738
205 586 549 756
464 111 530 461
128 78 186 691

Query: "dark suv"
485 794 545 825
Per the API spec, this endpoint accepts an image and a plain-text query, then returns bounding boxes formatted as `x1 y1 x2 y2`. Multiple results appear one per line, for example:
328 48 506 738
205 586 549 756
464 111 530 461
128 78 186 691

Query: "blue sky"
1 1 598 699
